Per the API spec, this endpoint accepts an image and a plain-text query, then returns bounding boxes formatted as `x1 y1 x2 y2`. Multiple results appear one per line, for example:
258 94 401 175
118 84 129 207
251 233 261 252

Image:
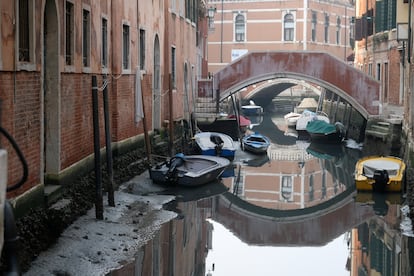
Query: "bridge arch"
213 51 380 119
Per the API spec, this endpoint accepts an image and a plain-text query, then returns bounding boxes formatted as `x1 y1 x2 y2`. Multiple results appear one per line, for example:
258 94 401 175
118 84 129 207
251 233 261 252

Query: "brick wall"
387 49 402 105
0 72 41 197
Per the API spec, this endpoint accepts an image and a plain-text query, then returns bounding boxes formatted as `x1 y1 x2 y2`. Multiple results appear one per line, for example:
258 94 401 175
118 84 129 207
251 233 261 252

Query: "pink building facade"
207 0 355 74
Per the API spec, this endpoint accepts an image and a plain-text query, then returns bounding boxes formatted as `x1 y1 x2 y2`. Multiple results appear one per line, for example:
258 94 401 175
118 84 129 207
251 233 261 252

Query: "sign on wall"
231 49 248 61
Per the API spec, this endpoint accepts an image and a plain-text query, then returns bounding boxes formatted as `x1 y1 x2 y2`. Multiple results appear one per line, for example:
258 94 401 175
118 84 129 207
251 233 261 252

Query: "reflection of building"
110 198 214 275
222 145 348 210
348 201 405 275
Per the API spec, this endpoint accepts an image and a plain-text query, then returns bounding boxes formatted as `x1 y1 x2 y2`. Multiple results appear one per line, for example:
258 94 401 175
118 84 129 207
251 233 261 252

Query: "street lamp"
397 23 409 66
207 6 216 30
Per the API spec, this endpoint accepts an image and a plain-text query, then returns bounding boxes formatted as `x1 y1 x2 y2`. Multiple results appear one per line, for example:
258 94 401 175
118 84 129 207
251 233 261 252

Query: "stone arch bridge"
207 51 380 119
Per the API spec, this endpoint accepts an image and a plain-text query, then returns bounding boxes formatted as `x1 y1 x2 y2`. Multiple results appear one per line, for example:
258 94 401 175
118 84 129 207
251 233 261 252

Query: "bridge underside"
212 51 380 119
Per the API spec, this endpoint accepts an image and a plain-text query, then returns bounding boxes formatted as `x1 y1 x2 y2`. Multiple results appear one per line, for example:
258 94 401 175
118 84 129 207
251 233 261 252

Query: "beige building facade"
207 0 355 74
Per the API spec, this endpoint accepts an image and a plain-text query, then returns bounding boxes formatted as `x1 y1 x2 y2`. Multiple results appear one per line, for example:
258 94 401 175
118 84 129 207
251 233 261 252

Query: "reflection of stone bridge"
208 51 380 119
212 189 375 246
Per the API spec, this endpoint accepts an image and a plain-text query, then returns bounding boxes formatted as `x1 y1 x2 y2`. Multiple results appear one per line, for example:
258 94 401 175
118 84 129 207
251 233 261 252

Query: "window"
19 0 31 62
171 47 176 88
375 0 396 33
281 176 293 201
324 13 329 43
140 29 146 70
376 63 381 81
65 1 74 65
122 24 130 70
82 9 90 67
384 62 388 100
101 18 108 68
234 14 245 42
283 13 294 41
336 17 341 45
311 11 317 42
309 175 314 201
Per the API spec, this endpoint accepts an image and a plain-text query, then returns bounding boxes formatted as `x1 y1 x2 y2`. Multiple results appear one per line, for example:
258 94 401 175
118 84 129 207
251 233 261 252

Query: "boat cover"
362 159 400 178
306 119 336 134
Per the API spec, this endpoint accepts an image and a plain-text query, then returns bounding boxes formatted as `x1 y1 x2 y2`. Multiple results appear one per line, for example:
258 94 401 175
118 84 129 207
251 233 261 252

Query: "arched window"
284 13 294 41
324 13 329 43
235 14 245 42
336 16 341 44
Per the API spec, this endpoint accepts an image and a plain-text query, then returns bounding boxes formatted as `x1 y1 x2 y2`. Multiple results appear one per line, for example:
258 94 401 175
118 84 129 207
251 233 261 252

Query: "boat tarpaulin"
306 120 336 134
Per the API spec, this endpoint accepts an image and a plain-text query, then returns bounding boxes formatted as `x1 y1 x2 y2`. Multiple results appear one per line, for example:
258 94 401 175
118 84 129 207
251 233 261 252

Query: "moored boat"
150 153 230 187
242 132 270 154
241 100 263 116
306 120 346 144
284 112 301 127
194 132 236 160
295 110 329 139
354 156 406 192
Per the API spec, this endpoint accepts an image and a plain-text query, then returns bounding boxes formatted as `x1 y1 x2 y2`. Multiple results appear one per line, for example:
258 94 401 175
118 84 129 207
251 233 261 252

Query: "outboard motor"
165 153 186 183
373 169 389 193
210 134 224 156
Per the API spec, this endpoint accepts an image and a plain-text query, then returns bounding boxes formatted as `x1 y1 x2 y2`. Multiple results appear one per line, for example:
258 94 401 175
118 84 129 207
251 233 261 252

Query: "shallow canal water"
109 110 413 276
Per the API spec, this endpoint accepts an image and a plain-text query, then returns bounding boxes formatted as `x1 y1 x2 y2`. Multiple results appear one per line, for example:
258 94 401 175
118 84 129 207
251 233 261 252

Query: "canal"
108 108 413 276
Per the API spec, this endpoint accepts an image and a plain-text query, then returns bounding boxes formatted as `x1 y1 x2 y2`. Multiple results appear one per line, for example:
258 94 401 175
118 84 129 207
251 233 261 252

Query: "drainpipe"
14 0 17 103
220 0 223 63
303 0 307 50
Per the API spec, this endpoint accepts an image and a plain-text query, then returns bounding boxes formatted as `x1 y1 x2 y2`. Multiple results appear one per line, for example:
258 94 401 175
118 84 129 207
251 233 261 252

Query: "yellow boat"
354 156 406 192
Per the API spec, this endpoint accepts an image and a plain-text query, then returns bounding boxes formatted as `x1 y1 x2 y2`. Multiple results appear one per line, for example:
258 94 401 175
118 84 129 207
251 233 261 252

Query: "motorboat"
150 153 230 187
306 121 346 144
241 100 263 116
295 97 319 113
242 132 271 154
295 110 330 138
354 156 406 192
194 132 236 160
284 112 301 127
295 110 330 132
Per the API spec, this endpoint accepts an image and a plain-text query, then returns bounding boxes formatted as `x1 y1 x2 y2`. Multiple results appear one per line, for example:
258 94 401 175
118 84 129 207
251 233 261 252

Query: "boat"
150 153 230 186
242 132 271 154
295 110 330 138
228 114 251 133
306 120 346 143
354 191 403 216
194 132 236 160
284 111 301 127
354 156 406 192
241 100 263 116
306 142 345 160
295 97 319 113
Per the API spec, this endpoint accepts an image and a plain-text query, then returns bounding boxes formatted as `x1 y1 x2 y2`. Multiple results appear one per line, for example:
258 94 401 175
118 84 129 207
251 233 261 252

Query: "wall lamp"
397 23 409 66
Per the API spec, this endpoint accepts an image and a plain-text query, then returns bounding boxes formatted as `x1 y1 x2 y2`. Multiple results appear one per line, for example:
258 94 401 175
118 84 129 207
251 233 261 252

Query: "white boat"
295 97 319 113
194 132 236 160
295 110 330 133
284 112 302 127
150 154 230 186
241 100 263 116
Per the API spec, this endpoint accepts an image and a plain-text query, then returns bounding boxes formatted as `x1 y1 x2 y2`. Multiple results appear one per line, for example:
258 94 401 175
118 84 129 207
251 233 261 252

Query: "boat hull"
150 155 230 187
241 105 263 116
242 133 270 154
194 132 236 160
307 121 346 144
354 156 406 192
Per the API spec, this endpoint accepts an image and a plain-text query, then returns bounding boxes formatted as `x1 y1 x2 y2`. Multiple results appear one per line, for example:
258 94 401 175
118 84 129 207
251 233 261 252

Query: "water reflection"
111 110 412 275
